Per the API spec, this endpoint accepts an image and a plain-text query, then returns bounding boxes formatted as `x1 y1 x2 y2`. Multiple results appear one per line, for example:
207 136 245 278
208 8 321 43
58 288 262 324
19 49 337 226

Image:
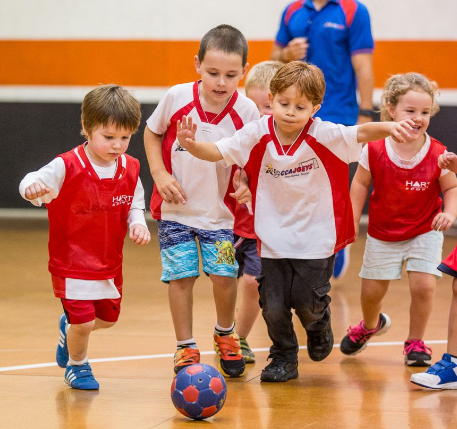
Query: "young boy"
411 151 457 389
176 61 413 382
143 24 259 377
19 84 151 390
234 60 283 363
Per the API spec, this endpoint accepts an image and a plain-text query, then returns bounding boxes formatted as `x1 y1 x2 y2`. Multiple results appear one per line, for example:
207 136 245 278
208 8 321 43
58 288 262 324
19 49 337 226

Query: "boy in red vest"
19 84 150 390
340 73 457 366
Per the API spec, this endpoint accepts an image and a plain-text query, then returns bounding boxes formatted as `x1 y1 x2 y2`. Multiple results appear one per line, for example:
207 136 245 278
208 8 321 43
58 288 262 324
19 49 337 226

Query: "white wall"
2 0 456 40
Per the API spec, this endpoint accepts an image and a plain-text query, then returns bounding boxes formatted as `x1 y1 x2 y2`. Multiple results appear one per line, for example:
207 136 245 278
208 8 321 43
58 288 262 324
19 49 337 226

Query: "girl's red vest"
367 137 445 242
46 145 140 279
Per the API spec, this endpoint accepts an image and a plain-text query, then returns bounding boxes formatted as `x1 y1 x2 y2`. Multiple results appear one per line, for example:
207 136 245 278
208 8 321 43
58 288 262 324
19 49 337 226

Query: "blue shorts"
158 220 239 282
234 235 261 278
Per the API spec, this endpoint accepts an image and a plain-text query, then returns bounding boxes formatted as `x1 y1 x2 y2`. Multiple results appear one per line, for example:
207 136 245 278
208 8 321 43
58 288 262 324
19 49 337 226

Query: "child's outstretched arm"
350 164 372 240
177 116 223 162
144 127 187 205
439 151 457 174
434 170 457 231
357 119 414 143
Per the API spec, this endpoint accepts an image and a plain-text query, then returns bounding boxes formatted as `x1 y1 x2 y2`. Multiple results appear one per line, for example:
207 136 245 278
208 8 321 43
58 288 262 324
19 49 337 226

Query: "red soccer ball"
171 363 227 420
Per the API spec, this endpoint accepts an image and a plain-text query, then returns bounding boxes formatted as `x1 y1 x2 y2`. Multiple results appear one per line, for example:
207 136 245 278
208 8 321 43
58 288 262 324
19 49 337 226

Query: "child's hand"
390 119 414 143
438 151 457 173
177 116 197 151
230 169 253 215
129 224 151 245
432 212 455 232
24 182 51 200
154 170 187 205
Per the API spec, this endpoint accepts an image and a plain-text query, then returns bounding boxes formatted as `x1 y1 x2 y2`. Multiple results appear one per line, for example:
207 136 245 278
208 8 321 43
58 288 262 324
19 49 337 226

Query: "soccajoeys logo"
265 158 319 178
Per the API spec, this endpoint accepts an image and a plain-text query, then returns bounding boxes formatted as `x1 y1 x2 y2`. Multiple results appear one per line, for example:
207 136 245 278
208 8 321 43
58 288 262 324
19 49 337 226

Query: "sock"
69 356 89 366
65 323 71 334
177 339 198 349
215 322 235 336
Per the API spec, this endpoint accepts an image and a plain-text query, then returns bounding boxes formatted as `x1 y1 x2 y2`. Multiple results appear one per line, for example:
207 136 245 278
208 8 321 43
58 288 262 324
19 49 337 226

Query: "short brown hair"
269 61 325 106
81 84 141 137
245 60 284 94
379 72 440 121
198 24 248 66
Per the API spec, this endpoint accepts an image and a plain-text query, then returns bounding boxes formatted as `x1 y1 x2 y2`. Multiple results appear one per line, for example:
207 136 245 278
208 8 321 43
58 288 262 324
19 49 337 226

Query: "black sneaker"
403 340 432 367
340 313 391 355
307 325 334 361
260 357 298 382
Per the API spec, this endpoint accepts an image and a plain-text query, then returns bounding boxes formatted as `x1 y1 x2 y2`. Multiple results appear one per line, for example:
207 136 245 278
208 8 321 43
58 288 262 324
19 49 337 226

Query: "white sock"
449 354 457 364
215 322 235 333
177 339 197 349
69 356 89 366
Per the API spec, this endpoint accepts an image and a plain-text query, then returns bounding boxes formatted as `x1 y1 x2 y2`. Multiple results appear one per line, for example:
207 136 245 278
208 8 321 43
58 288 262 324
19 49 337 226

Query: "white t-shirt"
216 115 361 259
359 134 449 177
19 148 147 299
146 81 259 230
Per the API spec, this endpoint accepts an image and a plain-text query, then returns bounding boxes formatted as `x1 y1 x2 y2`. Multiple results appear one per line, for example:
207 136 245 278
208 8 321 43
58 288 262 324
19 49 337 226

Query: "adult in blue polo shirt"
271 0 374 126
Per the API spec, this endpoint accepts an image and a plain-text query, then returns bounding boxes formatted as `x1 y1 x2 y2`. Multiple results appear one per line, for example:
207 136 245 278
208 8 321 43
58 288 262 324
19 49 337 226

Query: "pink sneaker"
404 340 432 367
340 313 391 355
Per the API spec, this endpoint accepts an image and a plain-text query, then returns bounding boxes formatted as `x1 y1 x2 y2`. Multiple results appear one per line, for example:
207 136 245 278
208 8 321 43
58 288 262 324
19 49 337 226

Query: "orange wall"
1 40 456 88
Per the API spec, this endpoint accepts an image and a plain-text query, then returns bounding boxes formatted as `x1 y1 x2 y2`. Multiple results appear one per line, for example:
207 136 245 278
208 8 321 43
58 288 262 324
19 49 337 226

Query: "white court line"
0 340 448 373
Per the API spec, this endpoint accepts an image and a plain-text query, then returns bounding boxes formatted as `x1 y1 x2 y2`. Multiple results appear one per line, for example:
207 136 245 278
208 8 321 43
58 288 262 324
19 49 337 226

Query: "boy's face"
83 123 133 167
246 86 273 117
195 49 248 108
269 85 320 137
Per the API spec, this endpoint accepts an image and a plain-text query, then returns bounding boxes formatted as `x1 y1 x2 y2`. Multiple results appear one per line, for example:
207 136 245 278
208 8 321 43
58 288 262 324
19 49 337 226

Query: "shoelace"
347 321 376 343
403 340 432 356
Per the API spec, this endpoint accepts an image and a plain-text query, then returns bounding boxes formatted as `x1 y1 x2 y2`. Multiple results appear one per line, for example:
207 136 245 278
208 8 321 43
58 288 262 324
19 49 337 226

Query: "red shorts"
61 297 122 325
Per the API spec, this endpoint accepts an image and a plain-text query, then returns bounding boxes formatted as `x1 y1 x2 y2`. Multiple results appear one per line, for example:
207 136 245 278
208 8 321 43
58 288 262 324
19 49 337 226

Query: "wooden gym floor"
1 216 456 429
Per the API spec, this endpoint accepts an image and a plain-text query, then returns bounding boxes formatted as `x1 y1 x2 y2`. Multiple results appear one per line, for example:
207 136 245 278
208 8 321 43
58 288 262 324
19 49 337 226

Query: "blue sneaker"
410 354 457 389
56 314 69 368
65 363 99 390
333 245 351 279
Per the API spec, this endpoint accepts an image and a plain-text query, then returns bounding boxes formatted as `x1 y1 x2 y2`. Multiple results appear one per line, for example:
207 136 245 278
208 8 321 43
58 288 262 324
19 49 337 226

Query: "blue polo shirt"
275 0 374 125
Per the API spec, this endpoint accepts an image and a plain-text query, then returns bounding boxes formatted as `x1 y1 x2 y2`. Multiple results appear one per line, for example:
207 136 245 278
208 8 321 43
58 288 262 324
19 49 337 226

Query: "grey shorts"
360 230 444 280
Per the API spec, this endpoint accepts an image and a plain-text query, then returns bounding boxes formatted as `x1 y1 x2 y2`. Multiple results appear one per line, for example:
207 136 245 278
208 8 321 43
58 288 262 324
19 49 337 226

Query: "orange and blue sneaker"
56 314 69 368
213 331 246 378
174 347 200 375
404 339 432 367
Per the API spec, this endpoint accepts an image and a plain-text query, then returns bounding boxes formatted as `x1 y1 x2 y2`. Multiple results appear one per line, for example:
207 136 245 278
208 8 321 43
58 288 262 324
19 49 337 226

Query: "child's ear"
311 104 321 117
81 122 90 139
386 103 395 120
268 92 274 104
194 55 201 74
241 63 249 79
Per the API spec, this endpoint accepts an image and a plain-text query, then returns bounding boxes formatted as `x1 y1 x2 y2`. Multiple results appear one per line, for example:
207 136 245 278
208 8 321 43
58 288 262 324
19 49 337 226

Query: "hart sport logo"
112 195 134 206
265 158 319 178
405 181 430 191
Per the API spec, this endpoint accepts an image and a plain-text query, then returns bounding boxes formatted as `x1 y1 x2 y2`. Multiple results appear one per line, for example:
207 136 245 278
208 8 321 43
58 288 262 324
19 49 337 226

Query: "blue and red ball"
171 363 227 420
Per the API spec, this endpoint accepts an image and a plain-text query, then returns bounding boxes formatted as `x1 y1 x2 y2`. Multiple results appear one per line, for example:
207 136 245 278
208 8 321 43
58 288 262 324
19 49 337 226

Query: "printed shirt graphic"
146 81 259 231
367 137 445 242
216 115 361 259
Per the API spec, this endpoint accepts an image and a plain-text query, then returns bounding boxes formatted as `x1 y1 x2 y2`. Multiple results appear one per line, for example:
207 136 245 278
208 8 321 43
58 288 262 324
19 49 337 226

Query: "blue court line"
0 340 447 373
